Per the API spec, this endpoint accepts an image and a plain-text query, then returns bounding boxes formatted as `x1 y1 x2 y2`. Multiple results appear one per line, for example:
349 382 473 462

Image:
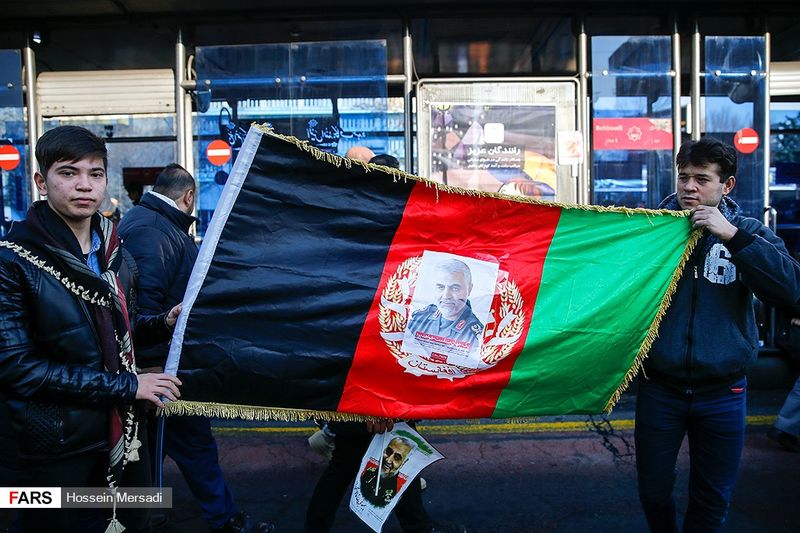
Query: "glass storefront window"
770 103 800 256
591 36 674 208
195 20 404 74
193 40 393 236
704 36 767 219
411 18 575 76
0 49 28 234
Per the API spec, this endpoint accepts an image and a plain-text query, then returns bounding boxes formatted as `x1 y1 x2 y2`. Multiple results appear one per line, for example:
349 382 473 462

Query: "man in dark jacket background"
119 164 273 533
0 125 181 532
119 165 198 374
635 137 800 532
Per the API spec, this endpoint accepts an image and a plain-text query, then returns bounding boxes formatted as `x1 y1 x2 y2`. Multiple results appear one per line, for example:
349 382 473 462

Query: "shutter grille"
37 69 174 116
771 62 800 97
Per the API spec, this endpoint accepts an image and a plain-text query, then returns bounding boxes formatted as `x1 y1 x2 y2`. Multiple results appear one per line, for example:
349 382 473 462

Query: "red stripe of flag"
339 183 562 418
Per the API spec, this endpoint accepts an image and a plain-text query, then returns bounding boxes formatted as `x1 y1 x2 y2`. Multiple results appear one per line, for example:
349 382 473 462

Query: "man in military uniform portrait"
407 258 485 358
359 436 414 508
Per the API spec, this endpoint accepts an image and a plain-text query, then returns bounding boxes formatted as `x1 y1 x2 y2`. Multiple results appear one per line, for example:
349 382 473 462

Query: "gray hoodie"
644 195 800 386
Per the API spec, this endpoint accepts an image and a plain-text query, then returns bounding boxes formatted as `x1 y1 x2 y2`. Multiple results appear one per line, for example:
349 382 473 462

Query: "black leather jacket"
0 227 170 460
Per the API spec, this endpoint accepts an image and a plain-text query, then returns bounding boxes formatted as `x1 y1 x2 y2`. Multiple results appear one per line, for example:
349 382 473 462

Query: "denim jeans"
150 414 237 529
635 377 746 533
775 375 800 436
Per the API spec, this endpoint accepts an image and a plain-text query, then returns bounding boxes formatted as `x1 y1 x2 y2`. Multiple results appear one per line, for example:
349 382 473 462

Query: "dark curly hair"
676 137 737 182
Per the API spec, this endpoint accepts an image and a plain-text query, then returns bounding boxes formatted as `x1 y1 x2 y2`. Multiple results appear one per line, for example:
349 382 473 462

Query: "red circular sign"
0 144 21 171
734 128 759 154
206 139 232 166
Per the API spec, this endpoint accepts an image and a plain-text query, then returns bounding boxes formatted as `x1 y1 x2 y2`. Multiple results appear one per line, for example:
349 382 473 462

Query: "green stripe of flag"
494 208 694 417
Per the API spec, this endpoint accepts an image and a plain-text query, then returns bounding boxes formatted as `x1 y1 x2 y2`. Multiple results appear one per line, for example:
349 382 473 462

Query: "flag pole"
375 430 388 497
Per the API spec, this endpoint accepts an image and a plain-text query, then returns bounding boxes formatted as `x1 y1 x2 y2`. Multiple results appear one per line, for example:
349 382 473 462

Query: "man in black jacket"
0 125 181 533
119 164 273 533
636 137 800 532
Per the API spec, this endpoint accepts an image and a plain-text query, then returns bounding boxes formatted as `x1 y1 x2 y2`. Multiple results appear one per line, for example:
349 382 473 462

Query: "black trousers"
12 417 153 533
146 413 237 528
305 422 433 533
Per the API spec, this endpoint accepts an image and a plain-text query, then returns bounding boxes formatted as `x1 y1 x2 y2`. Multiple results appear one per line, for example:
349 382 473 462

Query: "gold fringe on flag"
161 400 550 425
161 400 396 423
255 123 690 220
602 227 704 413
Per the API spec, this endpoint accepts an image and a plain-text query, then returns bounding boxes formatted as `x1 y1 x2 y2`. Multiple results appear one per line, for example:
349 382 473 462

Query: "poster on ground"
350 423 444 532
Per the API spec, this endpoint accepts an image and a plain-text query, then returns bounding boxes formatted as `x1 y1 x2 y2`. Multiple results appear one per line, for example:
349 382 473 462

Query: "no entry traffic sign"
0 144 21 171
206 140 232 166
733 128 759 155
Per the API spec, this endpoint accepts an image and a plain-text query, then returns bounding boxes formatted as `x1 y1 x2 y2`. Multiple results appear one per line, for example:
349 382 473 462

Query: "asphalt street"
154 389 800 533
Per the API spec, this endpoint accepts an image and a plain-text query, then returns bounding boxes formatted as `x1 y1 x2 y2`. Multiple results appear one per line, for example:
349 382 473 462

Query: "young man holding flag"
636 137 800 532
0 126 181 532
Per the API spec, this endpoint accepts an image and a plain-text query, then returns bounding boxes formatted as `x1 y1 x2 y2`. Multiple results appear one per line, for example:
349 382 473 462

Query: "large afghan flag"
164 125 698 420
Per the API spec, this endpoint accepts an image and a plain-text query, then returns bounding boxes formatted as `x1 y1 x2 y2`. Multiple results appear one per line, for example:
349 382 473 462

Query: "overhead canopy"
2 0 784 19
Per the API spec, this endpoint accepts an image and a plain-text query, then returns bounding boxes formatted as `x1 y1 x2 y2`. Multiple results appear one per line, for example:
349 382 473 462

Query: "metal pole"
184 91 194 178
175 26 187 169
763 31 771 226
403 20 414 173
23 37 39 202
672 24 682 184
577 21 590 205
691 26 701 140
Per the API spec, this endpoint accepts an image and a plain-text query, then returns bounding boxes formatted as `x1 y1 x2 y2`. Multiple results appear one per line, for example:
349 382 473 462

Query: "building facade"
1 3 799 379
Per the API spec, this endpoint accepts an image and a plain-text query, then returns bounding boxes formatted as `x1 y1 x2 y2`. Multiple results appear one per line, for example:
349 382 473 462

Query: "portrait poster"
400 251 499 368
428 103 557 199
557 130 584 166
350 423 444 532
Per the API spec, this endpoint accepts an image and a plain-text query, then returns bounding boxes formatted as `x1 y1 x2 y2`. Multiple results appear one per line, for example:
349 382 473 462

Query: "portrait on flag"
401 251 498 367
